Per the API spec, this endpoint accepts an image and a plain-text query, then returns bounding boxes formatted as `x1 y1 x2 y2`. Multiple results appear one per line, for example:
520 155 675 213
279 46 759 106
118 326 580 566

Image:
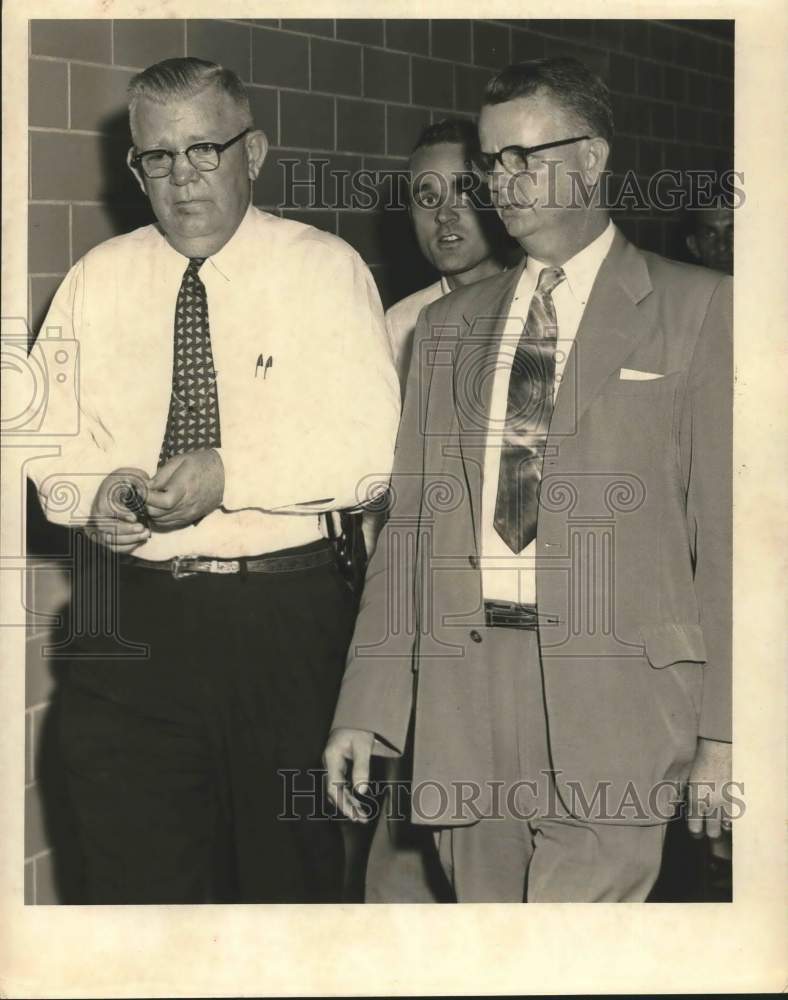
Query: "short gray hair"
128 57 253 140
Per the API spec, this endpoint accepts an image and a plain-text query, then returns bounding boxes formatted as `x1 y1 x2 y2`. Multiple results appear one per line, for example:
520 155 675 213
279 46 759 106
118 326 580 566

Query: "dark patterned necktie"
493 266 565 553
158 257 221 466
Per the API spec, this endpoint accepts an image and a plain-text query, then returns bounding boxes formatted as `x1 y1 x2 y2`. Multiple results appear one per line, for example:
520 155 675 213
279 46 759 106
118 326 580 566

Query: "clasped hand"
89 450 224 550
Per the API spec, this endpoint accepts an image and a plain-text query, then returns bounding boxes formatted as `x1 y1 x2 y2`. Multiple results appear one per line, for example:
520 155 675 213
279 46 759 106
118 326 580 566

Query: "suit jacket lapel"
551 230 655 436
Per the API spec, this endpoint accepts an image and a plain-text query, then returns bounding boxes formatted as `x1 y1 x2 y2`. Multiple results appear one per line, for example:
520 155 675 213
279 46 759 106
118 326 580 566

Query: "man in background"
685 195 734 275
385 118 518 391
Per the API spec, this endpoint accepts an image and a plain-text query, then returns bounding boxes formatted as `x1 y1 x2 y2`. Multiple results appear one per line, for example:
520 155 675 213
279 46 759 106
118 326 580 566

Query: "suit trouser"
58 539 355 904
431 626 667 902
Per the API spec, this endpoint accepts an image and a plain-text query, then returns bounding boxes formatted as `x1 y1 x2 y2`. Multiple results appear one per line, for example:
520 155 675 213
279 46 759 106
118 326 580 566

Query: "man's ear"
245 130 268 182
126 147 148 197
686 233 701 260
583 136 610 183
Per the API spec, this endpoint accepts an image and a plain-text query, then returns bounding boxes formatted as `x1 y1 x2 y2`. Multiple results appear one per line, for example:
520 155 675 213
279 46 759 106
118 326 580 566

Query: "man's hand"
89 467 152 553
686 737 733 840
323 727 375 823
145 449 224 530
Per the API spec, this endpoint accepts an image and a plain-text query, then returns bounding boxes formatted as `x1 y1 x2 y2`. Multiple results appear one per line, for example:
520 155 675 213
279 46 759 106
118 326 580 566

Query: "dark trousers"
59 540 355 904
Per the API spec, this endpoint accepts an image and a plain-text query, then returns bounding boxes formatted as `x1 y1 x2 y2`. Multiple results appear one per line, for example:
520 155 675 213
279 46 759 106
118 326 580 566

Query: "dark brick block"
364 46 409 103
663 67 687 103
387 104 431 157
674 30 698 68
311 37 362 96
621 20 651 58
718 43 734 79
113 19 185 67
593 20 623 50
430 20 471 63
412 57 453 109
252 27 308 89
70 65 135 136
473 21 510 68
638 138 663 176
609 53 636 93
282 19 334 37
676 106 699 143
187 20 251 81
511 30 546 62
637 218 664 254
31 19 111 63
247 86 278 144
611 134 637 174
336 19 384 46
637 59 663 100
280 91 334 151
71 204 123 261
720 114 733 148
253 147 290 206
651 102 675 140
30 276 64 336
558 20 599 46
455 64 491 114
688 71 709 108
29 59 68 129
649 23 676 63
283 209 338 235
31 132 113 202
29 205 69 274
337 210 386 266
695 36 719 75
337 98 385 155
699 110 720 147
385 20 429 55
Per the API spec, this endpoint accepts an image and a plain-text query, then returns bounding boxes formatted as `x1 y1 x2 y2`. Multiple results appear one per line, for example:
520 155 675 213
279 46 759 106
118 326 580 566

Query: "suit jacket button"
470 629 482 644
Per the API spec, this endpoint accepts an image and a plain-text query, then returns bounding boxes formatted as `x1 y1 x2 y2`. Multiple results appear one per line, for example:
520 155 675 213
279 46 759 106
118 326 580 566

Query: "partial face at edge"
128 86 267 257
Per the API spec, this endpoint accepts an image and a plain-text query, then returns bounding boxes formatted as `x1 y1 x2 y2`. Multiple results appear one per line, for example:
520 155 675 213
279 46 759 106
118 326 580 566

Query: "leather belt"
484 599 546 630
124 541 335 580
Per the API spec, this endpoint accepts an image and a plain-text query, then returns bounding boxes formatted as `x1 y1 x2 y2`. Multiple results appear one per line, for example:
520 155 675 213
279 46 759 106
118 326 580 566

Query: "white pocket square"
619 368 663 381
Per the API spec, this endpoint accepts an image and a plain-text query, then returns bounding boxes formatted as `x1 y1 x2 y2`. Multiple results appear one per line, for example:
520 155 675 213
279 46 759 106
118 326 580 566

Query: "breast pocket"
599 371 682 398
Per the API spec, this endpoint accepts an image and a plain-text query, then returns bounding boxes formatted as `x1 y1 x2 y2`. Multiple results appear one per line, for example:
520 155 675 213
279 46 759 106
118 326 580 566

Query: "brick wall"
25 17 733 902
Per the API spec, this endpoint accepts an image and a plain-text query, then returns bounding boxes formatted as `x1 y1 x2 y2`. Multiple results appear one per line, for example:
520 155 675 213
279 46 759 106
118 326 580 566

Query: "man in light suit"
324 57 732 902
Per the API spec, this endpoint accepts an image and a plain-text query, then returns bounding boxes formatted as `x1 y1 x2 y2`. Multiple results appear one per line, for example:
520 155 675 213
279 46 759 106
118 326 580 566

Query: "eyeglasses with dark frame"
473 135 591 177
130 128 252 179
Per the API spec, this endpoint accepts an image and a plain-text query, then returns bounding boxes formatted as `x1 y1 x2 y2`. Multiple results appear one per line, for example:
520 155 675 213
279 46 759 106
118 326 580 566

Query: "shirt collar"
157 202 256 281
525 219 616 305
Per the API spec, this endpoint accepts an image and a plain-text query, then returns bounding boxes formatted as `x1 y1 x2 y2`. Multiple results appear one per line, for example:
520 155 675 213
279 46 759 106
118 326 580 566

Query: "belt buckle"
171 555 198 580
211 559 240 574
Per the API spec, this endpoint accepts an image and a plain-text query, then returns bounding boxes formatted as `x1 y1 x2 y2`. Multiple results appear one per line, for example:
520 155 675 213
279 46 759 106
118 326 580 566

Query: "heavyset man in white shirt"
28 57 400 903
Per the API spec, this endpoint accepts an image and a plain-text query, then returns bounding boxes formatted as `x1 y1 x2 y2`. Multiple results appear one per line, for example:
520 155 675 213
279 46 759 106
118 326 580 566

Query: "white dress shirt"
384 277 450 390
29 206 401 560
481 221 616 602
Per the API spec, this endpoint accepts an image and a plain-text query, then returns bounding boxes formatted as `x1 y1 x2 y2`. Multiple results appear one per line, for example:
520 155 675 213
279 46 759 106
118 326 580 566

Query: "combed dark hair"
128 57 252 139
482 57 614 142
411 117 480 163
